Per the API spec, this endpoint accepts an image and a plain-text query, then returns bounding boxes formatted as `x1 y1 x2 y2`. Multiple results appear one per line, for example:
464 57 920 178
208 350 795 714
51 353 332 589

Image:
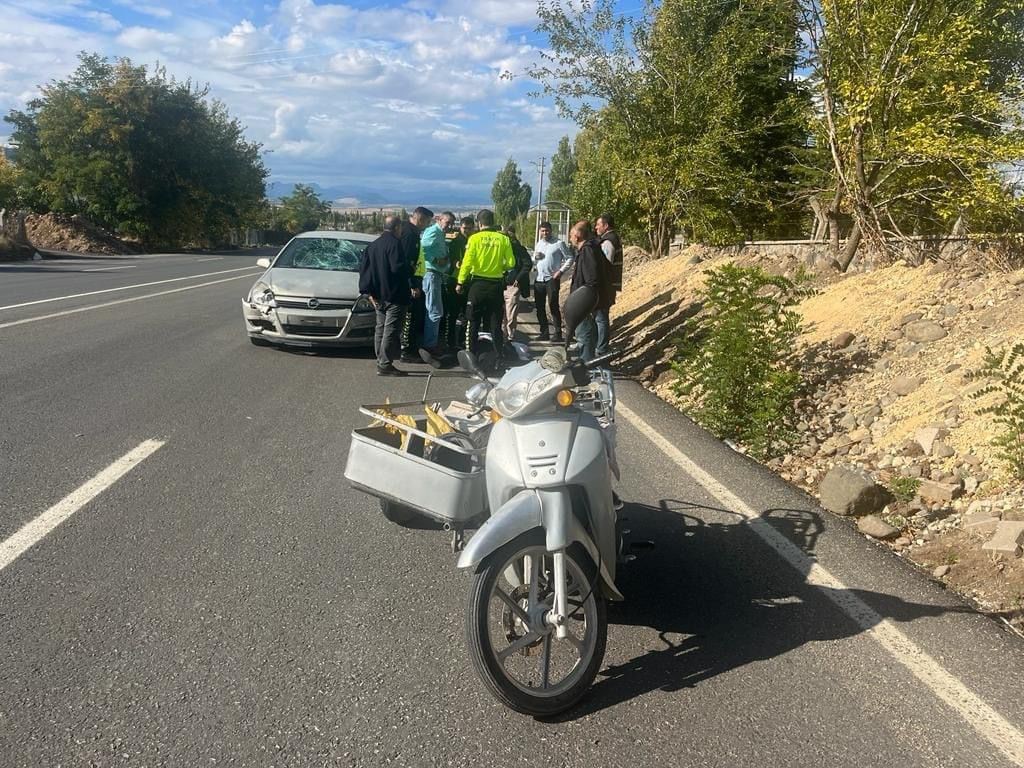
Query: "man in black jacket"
359 215 412 376
567 220 612 361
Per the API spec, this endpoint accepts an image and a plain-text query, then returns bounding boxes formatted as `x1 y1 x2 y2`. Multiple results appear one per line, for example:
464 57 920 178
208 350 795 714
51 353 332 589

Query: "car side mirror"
256 257 271 269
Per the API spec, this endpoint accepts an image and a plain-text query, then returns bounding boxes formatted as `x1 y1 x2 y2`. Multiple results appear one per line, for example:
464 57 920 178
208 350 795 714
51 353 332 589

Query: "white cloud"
0 0 574 202
116 26 179 49
84 11 123 32
110 0 173 19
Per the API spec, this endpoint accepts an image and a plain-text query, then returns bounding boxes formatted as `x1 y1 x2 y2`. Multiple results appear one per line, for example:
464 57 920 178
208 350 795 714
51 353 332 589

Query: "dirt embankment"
614 244 1024 629
24 213 136 255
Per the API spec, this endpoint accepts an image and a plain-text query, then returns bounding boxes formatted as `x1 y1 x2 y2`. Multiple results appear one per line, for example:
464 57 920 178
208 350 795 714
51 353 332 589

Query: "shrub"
967 343 1024 480
887 476 921 504
672 264 811 458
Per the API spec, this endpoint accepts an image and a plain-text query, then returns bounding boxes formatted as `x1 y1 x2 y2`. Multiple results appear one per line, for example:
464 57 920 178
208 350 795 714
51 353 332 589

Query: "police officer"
456 209 516 365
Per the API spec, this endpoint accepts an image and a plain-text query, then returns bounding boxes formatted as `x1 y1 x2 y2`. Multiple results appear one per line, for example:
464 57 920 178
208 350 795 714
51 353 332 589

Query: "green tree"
277 184 330 233
491 159 532 225
0 152 19 210
532 0 808 253
546 136 576 204
4 52 267 246
799 0 1024 269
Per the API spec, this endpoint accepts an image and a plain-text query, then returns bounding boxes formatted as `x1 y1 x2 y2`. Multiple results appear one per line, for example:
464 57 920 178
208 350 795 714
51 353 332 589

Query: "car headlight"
249 282 276 307
353 295 374 313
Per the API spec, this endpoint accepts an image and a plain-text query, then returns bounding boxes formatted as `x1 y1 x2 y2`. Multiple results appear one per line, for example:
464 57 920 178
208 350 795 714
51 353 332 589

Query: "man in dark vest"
359 215 412 376
594 212 623 357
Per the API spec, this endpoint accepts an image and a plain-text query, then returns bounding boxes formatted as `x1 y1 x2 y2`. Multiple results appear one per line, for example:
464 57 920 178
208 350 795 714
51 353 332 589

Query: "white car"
242 230 378 348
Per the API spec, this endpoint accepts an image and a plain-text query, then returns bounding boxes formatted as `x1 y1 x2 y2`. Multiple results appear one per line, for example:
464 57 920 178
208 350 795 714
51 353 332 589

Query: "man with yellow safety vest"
456 209 516 364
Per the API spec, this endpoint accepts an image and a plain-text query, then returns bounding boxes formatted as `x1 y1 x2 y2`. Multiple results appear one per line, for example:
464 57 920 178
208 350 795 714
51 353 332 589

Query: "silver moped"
454 343 623 716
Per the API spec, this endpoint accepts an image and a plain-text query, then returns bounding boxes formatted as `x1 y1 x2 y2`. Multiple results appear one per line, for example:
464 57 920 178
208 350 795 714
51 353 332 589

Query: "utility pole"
530 156 546 245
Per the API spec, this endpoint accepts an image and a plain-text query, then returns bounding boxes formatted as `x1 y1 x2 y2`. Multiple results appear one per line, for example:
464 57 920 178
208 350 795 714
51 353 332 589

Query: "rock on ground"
819 465 894 517
857 514 901 540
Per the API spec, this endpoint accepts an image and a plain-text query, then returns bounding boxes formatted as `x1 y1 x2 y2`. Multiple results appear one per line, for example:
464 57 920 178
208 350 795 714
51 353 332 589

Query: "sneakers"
399 353 420 364
377 365 408 377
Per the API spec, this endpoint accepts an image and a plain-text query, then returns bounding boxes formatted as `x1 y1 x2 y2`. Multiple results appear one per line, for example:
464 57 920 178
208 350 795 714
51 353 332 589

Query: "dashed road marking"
0 440 165 572
617 400 1024 767
82 265 138 272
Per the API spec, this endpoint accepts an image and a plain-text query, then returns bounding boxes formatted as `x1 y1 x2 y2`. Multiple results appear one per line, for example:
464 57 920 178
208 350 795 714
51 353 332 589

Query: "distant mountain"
265 180 487 209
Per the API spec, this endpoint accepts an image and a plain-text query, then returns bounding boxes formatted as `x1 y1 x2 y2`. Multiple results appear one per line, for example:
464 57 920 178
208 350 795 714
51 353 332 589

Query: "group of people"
358 206 623 376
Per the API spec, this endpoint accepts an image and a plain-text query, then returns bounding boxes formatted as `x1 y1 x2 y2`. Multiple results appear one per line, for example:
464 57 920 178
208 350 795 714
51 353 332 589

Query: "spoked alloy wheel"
466 530 607 716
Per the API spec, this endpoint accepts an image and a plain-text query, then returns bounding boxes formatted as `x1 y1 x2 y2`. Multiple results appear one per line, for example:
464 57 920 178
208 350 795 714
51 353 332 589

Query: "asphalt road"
2 250 1024 767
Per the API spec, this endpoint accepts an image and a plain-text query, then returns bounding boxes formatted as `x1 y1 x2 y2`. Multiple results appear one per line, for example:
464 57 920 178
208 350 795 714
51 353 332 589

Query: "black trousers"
532 278 562 338
401 277 425 354
465 278 505 357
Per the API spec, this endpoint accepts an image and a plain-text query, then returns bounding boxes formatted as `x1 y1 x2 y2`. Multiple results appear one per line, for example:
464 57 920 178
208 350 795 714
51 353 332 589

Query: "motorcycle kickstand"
450 528 465 554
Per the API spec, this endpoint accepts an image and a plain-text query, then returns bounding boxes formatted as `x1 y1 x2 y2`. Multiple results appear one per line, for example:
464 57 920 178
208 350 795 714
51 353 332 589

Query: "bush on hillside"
672 264 811 459
968 343 1024 481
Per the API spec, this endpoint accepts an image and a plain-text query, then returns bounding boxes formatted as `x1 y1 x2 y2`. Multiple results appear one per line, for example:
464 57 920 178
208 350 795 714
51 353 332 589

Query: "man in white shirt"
532 221 573 342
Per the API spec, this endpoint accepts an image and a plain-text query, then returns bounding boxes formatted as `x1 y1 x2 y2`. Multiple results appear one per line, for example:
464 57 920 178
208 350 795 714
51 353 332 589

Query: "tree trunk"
837 219 862 272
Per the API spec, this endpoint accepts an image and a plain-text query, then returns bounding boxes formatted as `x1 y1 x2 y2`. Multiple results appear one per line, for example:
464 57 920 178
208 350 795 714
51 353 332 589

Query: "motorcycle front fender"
457 488 623 601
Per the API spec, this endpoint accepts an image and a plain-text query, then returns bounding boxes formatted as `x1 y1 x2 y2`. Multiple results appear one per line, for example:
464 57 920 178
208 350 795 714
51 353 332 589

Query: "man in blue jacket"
417 211 449 357
359 215 412 376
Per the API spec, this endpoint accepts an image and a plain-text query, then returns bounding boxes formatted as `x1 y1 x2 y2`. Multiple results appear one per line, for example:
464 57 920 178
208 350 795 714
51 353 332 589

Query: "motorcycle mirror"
457 349 488 381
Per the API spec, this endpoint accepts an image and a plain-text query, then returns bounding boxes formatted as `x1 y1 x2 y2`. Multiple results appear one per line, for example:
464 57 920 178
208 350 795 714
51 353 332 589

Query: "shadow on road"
552 499 969 720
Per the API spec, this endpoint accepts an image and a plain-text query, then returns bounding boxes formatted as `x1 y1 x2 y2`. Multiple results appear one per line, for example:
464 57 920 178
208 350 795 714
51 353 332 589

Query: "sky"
0 0 613 205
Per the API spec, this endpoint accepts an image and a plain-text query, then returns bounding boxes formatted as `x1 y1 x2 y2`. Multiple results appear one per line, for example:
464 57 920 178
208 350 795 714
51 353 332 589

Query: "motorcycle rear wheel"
465 529 606 717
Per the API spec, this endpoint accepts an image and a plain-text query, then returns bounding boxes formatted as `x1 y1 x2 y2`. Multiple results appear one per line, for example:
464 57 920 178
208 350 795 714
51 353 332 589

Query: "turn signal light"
556 389 575 407
489 410 502 423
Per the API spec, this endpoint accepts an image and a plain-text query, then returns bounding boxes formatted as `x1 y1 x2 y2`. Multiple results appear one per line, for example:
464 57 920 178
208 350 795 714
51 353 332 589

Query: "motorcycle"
344 286 626 716
454 343 623 716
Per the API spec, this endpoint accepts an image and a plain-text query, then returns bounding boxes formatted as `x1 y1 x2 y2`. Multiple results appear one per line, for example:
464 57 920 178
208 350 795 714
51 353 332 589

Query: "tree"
531 0 808 253
798 0 1024 269
4 53 267 246
276 184 331 233
546 136 576 204
0 152 19 210
491 159 532 225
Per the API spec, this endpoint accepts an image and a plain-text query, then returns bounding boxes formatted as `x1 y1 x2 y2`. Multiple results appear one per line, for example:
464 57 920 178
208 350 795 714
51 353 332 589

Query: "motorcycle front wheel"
465 530 607 717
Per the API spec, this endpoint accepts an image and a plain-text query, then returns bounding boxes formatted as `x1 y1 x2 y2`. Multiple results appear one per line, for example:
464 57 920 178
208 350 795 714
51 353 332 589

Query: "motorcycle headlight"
249 282 275 307
490 380 529 417
353 295 374 313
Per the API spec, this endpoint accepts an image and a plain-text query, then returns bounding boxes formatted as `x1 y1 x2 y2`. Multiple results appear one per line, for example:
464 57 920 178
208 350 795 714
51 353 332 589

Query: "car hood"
266 268 360 299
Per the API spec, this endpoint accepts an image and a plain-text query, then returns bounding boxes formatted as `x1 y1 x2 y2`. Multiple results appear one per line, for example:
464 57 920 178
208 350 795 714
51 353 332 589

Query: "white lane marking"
0 272 260 330
195 256 223 262
0 439 165 572
616 400 1024 767
0 265 262 312
82 265 137 272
